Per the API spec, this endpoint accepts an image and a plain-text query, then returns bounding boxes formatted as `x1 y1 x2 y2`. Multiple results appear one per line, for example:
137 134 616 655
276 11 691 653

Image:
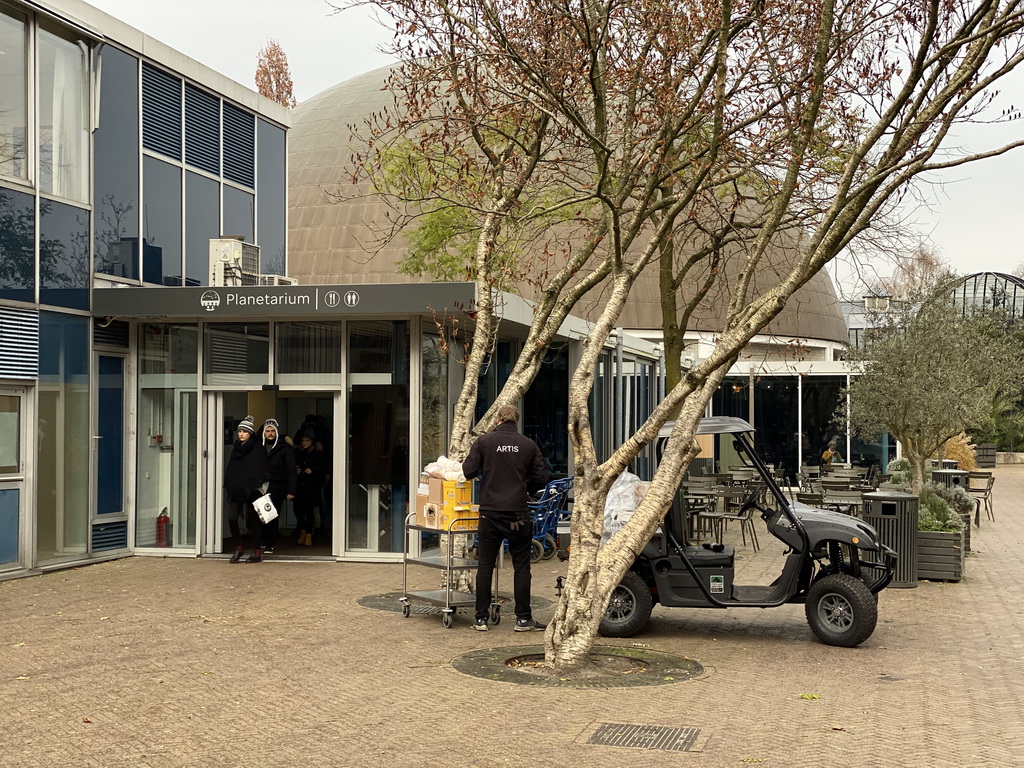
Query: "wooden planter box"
917 529 965 582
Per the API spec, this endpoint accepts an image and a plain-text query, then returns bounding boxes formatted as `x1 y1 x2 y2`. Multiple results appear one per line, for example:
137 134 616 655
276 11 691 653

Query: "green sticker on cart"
709 575 725 593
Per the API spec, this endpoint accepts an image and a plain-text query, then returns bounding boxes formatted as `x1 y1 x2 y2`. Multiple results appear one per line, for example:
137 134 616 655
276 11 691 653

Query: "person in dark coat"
261 418 296 553
462 404 549 632
225 415 270 563
294 430 327 546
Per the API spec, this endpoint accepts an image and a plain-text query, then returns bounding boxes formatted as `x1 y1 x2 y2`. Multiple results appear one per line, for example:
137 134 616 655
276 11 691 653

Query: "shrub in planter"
927 482 975 550
917 489 965 582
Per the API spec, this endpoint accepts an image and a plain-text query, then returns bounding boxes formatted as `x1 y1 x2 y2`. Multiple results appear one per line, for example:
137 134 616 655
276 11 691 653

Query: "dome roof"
288 66 848 344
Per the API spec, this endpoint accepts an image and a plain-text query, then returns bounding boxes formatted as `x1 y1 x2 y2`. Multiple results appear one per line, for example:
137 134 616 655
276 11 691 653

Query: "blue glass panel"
97 356 124 515
223 186 254 245
0 488 18 565
256 120 286 275
0 186 34 302
94 46 140 280
142 156 182 285
185 172 219 286
39 199 89 310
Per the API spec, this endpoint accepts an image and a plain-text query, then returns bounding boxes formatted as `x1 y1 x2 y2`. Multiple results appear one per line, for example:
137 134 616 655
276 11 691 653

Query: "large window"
38 26 89 203
223 185 254 245
801 376 846 467
143 156 182 285
0 186 34 302
137 323 198 549
39 198 89 310
203 322 269 386
185 172 219 286
257 120 286 275
753 376 799 478
524 345 569 477
36 312 89 564
276 321 341 386
94 45 139 279
0 8 27 180
347 321 410 553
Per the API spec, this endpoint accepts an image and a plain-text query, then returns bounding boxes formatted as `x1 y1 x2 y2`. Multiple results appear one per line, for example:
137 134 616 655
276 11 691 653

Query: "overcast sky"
84 0 1024 293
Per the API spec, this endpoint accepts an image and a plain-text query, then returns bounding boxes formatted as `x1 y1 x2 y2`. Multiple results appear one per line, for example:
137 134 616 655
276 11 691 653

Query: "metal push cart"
399 513 500 628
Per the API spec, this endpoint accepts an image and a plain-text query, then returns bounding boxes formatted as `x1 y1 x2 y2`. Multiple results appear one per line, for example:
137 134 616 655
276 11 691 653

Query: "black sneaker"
263 545 274 554
473 618 488 632
514 618 545 632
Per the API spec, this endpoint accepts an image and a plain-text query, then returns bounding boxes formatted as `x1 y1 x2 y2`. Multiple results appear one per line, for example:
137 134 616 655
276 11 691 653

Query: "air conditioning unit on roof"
259 274 298 286
209 237 260 286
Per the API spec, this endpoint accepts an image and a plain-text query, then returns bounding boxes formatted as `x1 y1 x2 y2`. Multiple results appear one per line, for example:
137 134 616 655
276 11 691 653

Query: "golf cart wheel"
530 540 544 563
490 605 501 625
805 573 877 647
541 534 557 560
598 570 654 638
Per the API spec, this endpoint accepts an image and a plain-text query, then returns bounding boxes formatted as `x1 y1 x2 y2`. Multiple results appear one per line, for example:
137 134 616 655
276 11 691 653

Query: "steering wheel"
739 484 770 518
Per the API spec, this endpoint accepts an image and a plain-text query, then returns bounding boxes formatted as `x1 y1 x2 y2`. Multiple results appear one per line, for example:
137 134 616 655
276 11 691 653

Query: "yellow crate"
442 479 474 505
437 503 479 532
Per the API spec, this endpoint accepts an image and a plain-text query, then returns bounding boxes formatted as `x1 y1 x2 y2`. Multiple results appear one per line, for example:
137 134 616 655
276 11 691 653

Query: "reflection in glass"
753 376 799 479
138 324 198 548
524 345 569 477
0 9 28 180
276 321 341 386
801 375 846 467
143 156 182 285
347 321 410 553
38 27 89 203
185 172 219 286
0 186 35 302
257 120 286 275
421 334 448 467
0 394 20 474
37 313 89 564
40 199 89 310
203 323 269 386
94 45 139 279
223 185 254 245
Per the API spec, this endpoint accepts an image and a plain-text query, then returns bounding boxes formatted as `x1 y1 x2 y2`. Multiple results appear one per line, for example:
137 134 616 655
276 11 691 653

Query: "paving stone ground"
1 468 1022 767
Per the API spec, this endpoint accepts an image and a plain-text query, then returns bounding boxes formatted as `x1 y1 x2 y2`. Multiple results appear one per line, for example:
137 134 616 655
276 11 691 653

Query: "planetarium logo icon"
200 290 221 312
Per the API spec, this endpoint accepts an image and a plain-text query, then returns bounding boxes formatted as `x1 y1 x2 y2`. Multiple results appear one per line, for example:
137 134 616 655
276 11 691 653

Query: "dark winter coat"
295 445 328 503
264 436 297 499
462 422 549 514
224 436 270 503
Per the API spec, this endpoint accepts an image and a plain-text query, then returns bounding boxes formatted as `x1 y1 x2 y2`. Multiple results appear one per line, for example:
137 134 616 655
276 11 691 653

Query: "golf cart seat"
681 544 734 568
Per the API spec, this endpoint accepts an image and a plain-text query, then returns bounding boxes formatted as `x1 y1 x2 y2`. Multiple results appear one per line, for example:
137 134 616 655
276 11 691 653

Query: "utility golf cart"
563 417 895 647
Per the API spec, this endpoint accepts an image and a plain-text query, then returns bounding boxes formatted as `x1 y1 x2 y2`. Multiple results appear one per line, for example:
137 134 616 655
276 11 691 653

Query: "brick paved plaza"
2 467 1023 767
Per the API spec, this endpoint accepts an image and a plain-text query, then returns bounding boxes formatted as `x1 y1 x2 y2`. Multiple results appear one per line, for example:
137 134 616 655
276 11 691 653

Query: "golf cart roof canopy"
658 416 755 439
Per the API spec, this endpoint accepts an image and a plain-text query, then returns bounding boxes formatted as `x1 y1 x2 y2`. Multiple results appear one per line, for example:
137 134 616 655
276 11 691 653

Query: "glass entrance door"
0 389 26 571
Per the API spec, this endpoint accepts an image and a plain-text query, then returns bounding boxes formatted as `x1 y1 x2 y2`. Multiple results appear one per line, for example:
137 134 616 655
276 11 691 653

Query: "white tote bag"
253 494 279 524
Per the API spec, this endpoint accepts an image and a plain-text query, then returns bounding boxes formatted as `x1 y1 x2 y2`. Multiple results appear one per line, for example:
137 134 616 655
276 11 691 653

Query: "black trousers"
475 510 533 621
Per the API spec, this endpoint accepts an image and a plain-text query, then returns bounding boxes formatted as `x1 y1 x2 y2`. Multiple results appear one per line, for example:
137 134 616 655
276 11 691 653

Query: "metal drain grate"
587 723 703 752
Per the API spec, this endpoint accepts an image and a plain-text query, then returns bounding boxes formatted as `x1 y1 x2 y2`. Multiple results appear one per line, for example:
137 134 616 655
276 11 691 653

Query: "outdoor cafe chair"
820 477 854 492
795 491 824 507
968 471 995 523
719 485 762 551
821 489 865 517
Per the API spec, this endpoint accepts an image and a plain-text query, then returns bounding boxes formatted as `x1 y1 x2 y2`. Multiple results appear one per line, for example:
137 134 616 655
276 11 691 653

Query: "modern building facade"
0 1 660 579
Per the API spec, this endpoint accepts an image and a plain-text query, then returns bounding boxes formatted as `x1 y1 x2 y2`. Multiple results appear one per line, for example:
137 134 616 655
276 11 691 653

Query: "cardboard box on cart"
415 474 445 526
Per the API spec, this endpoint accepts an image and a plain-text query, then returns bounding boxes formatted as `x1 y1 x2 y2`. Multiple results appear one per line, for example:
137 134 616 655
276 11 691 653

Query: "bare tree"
255 39 298 108
341 0 1024 671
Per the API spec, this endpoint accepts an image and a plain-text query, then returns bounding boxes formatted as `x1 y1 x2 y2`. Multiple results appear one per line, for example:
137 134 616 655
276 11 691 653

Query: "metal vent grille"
185 84 220 175
0 307 39 379
587 723 703 753
207 330 249 374
222 102 255 187
142 63 182 160
94 319 130 348
92 520 129 551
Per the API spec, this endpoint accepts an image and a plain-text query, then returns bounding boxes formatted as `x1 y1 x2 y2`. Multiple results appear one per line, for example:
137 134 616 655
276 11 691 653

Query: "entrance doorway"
214 390 335 558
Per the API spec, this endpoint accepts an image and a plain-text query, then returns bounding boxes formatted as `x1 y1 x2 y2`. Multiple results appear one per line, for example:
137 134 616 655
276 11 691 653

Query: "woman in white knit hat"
224 415 270 563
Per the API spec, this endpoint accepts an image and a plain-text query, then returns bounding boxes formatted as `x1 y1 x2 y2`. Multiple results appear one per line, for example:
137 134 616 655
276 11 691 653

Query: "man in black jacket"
462 405 549 632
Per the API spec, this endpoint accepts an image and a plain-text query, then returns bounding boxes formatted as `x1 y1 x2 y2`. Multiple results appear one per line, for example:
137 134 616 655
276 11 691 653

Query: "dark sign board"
93 283 478 319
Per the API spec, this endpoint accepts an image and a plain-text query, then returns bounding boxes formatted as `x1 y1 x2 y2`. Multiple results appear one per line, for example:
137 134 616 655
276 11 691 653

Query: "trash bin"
931 469 968 489
862 491 918 589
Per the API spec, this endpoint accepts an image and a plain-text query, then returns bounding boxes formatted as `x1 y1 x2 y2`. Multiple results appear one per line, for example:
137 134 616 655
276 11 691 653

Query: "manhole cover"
586 722 707 752
451 645 705 688
358 592 551 614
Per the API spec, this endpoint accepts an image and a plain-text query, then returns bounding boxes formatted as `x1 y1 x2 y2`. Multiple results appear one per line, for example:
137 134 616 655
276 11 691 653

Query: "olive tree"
340 0 1024 671
846 295 1024 493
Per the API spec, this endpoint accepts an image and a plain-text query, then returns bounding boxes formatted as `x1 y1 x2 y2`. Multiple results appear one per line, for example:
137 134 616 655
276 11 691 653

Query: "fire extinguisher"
156 507 171 548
